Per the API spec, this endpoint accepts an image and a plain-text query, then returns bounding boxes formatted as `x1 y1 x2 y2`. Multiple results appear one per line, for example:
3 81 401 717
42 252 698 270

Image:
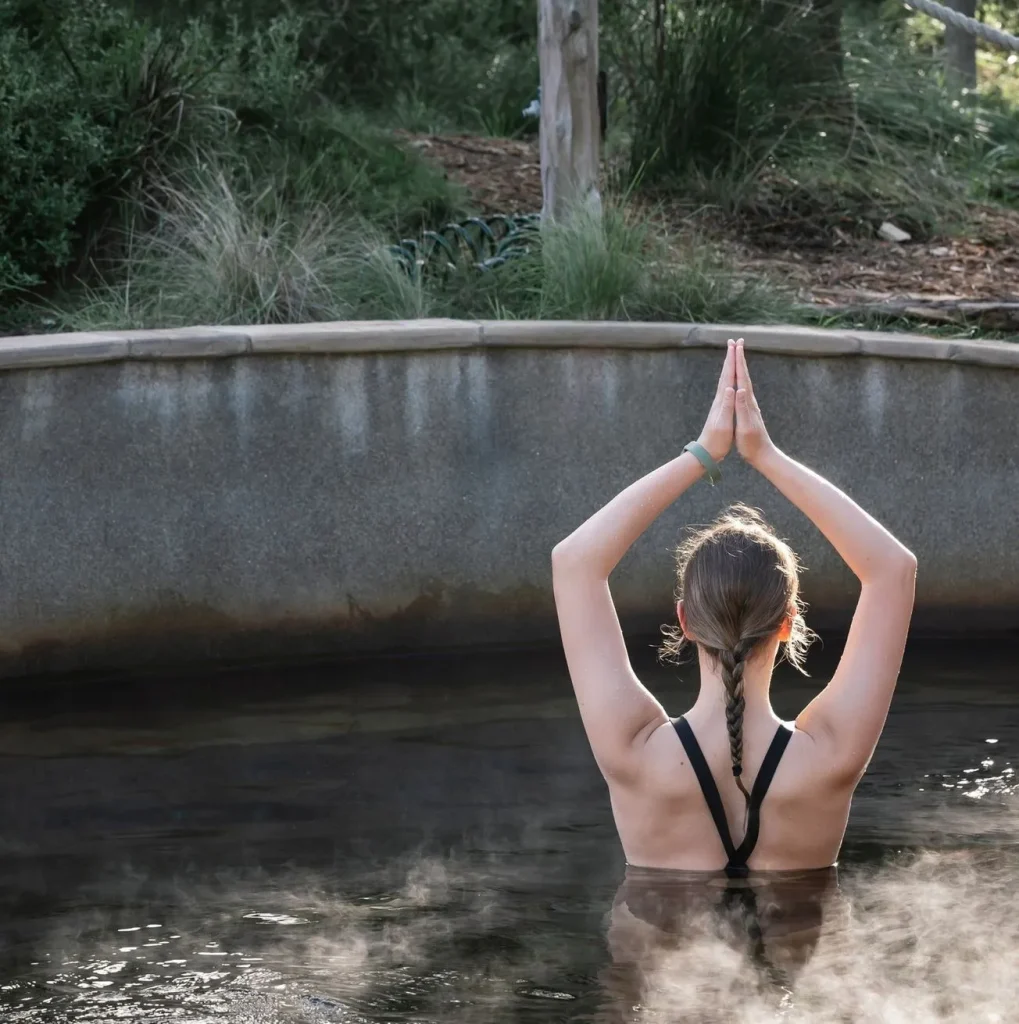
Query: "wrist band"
684 441 722 485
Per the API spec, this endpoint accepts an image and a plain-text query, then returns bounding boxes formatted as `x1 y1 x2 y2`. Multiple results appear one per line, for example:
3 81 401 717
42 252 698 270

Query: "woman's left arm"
551 341 737 781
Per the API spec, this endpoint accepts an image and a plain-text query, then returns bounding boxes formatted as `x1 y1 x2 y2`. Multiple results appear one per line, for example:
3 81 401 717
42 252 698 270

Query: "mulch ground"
396 132 544 216
396 131 1019 305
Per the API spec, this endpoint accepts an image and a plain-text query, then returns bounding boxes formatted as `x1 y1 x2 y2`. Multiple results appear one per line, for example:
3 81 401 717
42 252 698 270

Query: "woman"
552 340 915 1003
551 338 916 876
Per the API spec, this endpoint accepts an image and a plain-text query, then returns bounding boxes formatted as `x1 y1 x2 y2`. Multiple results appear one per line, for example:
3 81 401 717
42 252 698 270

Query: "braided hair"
661 505 816 805
716 636 758 803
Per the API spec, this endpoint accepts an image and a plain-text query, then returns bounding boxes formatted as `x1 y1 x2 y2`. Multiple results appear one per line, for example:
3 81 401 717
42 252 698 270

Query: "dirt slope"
398 131 1019 307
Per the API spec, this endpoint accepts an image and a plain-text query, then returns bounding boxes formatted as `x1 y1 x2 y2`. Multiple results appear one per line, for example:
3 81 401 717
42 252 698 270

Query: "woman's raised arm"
551 341 738 780
734 340 917 779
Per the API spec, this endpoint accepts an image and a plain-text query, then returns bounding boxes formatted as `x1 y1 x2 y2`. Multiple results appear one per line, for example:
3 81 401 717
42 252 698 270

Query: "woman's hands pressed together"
695 337 776 469
733 338 776 468
695 338 737 463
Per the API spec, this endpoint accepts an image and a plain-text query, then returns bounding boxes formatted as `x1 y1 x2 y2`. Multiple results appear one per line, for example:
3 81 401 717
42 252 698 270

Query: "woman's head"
662 504 814 801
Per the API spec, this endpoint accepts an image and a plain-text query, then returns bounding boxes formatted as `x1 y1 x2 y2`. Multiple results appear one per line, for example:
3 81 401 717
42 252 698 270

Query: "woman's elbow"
897 547 918 576
551 536 598 577
551 538 578 571
880 546 917 587
859 546 916 590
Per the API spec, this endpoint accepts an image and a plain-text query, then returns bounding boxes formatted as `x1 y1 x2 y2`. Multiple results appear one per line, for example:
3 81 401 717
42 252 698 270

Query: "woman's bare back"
609 713 855 871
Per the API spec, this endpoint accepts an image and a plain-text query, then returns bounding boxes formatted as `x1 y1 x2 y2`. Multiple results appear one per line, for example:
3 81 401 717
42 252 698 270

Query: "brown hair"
661 504 815 805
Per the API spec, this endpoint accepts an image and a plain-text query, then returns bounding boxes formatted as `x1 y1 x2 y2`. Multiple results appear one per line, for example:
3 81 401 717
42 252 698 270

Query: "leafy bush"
0 23 107 293
128 0 540 135
0 0 227 296
66 168 365 327
0 2 466 307
230 109 467 234
465 203 793 323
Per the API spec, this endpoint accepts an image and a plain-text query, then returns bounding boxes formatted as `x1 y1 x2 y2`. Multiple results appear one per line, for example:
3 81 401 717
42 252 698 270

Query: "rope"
903 0 1019 52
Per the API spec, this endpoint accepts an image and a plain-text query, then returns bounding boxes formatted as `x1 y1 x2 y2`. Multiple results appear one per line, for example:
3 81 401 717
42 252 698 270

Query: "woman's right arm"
734 341 916 781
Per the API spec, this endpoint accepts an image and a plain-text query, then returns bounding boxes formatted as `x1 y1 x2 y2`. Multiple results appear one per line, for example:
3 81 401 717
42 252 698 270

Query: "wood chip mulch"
394 132 543 216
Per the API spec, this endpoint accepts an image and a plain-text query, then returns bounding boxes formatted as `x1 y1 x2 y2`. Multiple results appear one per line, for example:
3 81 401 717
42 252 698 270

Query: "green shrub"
231 109 467 234
53 150 460 330
0 0 228 296
393 37 538 138
0 2 468 309
605 1 842 184
462 203 794 324
126 0 539 135
0 26 106 293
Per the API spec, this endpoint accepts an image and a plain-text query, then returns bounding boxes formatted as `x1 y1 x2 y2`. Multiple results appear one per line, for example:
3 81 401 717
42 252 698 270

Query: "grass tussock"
606 1 1019 243
53 177 796 332
477 203 794 324
57 168 380 329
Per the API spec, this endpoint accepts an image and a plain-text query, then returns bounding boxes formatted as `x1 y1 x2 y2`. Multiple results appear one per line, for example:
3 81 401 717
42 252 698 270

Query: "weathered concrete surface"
6 318 1019 365
0 331 1016 678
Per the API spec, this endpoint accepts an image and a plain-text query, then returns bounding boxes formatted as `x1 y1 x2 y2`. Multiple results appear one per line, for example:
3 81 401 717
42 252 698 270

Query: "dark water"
0 640 1016 1023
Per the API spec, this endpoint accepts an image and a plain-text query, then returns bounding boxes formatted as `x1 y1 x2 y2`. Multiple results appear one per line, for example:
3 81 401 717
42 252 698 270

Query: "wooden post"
944 0 977 90
538 0 601 223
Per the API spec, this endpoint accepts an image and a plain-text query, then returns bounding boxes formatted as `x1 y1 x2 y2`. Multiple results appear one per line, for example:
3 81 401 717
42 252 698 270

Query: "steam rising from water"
622 848 1018 1024
4 842 1017 1023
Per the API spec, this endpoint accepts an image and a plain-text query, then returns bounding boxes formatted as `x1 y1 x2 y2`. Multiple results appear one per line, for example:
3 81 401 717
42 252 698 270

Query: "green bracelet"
684 441 722 485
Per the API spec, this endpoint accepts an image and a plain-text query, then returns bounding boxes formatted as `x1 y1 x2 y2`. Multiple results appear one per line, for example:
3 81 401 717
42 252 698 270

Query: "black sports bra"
672 715 793 879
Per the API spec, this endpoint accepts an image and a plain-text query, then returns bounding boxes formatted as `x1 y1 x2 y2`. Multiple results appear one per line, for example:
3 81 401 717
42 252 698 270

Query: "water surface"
0 640 1016 1022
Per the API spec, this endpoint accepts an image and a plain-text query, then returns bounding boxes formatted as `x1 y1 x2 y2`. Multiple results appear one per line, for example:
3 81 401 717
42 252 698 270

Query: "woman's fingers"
736 387 750 421
737 386 760 419
715 339 736 401
736 339 752 395
741 341 765 414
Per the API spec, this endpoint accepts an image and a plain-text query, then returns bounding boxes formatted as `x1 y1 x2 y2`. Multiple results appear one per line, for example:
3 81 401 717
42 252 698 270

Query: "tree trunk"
538 0 601 223
944 0 977 90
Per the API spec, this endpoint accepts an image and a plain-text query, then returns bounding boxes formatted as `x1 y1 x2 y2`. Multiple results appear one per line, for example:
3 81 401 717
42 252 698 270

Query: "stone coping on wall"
1 320 1016 371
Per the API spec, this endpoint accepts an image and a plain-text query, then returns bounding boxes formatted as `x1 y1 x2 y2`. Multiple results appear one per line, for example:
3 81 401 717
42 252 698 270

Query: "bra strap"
732 723 794 864
672 717 738 863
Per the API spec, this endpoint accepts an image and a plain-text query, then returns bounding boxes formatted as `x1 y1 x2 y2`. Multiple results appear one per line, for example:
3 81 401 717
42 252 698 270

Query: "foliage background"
1 0 1017 330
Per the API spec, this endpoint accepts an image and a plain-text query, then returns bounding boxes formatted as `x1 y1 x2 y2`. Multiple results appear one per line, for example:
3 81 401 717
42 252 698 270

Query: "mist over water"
0 642 1015 1023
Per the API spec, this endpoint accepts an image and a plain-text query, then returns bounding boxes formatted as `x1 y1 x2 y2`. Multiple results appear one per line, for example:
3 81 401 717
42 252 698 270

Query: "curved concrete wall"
0 320 1017 677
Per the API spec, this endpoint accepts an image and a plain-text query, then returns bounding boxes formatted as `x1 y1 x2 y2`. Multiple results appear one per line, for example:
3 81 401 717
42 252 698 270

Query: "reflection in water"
600 847 1019 1024
0 643 1016 1021
607 864 842 1009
